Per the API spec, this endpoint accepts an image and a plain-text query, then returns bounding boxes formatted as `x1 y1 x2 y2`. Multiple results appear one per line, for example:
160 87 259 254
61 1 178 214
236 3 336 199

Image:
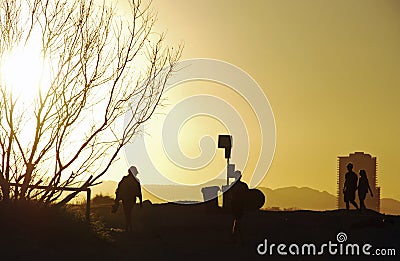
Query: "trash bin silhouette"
201 186 220 209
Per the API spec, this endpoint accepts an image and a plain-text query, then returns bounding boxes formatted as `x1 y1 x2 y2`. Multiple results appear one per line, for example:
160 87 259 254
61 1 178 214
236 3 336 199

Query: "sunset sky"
110 0 400 201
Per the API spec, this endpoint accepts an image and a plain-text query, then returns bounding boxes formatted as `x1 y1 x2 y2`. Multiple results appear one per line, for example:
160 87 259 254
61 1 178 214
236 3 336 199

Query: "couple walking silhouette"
343 163 373 210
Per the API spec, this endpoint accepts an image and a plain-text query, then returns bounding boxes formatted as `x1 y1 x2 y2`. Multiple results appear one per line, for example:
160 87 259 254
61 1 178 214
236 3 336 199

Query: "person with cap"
343 163 359 210
113 166 143 232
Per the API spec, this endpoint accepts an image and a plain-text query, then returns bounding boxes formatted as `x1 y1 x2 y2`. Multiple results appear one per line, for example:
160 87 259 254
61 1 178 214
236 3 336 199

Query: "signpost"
218 134 232 186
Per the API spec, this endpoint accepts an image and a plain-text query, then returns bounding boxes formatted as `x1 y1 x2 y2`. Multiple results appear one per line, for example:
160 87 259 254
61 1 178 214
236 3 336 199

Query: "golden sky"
113 0 400 201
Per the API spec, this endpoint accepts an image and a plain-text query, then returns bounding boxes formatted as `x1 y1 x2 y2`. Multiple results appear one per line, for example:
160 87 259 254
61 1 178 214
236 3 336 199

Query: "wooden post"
227 158 230 186
86 188 91 223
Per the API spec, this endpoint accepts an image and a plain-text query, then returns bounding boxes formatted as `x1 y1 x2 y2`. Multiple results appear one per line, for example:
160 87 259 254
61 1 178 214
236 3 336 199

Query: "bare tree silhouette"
0 0 181 203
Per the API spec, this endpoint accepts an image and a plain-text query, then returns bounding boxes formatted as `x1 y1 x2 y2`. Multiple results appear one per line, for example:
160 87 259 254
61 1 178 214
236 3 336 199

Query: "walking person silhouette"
230 171 248 245
358 169 373 210
114 166 143 232
343 163 359 210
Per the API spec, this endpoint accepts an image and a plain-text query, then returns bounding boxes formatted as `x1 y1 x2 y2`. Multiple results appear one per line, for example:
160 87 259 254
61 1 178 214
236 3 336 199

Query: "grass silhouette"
0 200 111 259
1 200 399 260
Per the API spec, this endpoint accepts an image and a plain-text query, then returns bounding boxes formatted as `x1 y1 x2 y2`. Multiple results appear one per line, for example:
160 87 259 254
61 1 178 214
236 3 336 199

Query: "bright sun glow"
0 34 51 100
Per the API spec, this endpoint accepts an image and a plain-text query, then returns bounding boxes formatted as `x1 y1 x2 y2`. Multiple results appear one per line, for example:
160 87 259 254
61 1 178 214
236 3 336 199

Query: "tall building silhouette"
337 152 380 211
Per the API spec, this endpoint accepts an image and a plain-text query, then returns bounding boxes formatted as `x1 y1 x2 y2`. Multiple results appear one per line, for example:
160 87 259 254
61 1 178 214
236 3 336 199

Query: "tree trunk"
20 163 33 199
0 178 10 201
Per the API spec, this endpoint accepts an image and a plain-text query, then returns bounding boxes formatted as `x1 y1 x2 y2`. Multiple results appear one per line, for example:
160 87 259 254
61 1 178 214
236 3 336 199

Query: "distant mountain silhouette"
381 198 400 216
91 180 165 204
91 181 400 215
91 180 117 197
258 186 336 211
91 179 229 203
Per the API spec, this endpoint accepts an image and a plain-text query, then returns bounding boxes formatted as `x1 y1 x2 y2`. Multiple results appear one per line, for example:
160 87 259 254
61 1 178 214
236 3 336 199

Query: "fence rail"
9 183 92 223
